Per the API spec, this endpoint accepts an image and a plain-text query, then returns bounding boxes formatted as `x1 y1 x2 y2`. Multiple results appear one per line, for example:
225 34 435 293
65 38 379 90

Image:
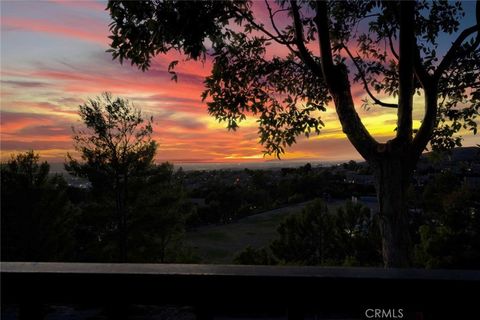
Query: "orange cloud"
1 112 55 133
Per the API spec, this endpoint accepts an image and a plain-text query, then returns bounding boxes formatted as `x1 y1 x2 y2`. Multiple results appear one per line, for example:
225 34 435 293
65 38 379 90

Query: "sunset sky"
1 0 479 164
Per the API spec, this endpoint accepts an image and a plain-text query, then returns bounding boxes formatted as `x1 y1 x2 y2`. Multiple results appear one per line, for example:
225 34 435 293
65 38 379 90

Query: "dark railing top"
2 262 480 318
2 262 480 281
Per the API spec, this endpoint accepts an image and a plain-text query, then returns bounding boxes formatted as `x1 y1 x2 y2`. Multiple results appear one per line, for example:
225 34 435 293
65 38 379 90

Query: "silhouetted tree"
1 151 76 261
128 163 190 262
335 201 382 266
271 199 338 265
414 174 480 269
107 1 479 267
66 93 157 261
269 199 381 266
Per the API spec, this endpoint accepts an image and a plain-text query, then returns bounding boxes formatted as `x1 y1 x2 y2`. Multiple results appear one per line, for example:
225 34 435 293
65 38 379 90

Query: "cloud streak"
1 1 478 164
2 17 108 45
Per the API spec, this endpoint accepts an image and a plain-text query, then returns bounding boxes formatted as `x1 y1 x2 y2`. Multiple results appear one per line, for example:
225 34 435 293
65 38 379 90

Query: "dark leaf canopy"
107 0 249 70
203 32 330 155
108 0 479 156
66 92 157 189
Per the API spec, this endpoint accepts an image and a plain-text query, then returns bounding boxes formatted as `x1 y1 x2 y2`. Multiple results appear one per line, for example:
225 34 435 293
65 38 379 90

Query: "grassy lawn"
185 200 346 264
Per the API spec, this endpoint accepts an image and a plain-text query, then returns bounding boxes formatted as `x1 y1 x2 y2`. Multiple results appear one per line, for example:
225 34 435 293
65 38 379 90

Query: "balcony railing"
2 262 480 319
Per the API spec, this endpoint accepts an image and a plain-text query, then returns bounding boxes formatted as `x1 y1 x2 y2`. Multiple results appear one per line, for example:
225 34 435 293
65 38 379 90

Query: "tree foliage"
66 93 157 261
1 151 77 261
128 163 191 263
66 92 156 190
270 199 337 265
107 0 479 156
235 199 381 266
414 174 480 269
107 0 479 267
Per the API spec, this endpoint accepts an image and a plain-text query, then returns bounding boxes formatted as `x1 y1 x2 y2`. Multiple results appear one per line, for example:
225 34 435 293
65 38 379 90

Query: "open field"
185 200 346 264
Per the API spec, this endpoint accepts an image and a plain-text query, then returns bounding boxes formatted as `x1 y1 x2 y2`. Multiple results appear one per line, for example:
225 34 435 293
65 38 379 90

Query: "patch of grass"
186 200 339 264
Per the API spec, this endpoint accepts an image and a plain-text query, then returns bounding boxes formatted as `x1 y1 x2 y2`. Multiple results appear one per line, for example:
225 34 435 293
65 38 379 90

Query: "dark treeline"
1 93 479 268
1 94 195 263
1 151 194 263
183 163 374 226
233 167 480 269
0 150 372 263
2 148 479 268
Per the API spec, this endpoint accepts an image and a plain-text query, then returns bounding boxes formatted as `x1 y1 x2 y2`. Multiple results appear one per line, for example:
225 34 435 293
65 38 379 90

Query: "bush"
233 246 277 265
414 185 480 269
236 199 382 266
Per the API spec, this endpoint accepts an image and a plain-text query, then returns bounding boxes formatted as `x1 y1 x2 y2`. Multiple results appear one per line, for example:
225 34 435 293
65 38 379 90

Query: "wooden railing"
2 262 479 319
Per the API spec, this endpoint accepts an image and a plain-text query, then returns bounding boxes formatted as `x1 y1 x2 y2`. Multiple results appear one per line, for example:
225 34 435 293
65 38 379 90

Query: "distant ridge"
422 146 480 162
46 147 479 173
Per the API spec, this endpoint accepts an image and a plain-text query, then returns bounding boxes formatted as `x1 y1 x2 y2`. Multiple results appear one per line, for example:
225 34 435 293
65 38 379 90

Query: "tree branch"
263 0 302 59
397 0 415 142
313 0 379 161
272 8 290 17
435 23 479 80
412 83 438 158
312 0 335 80
388 33 400 61
343 45 398 108
290 0 323 77
413 43 432 88
413 2 479 156
233 7 294 47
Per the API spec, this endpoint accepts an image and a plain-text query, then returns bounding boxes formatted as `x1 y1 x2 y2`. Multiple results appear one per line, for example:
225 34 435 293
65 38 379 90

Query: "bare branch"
264 0 297 54
233 7 294 47
271 8 289 18
265 0 284 37
388 33 399 61
343 45 398 108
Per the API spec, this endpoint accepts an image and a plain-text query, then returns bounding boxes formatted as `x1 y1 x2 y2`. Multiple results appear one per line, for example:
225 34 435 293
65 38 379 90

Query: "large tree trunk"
373 154 413 268
313 1 429 267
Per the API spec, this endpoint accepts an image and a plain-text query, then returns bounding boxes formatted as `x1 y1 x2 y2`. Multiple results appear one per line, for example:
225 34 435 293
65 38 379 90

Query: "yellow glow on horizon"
224 153 264 160
0 149 72 162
